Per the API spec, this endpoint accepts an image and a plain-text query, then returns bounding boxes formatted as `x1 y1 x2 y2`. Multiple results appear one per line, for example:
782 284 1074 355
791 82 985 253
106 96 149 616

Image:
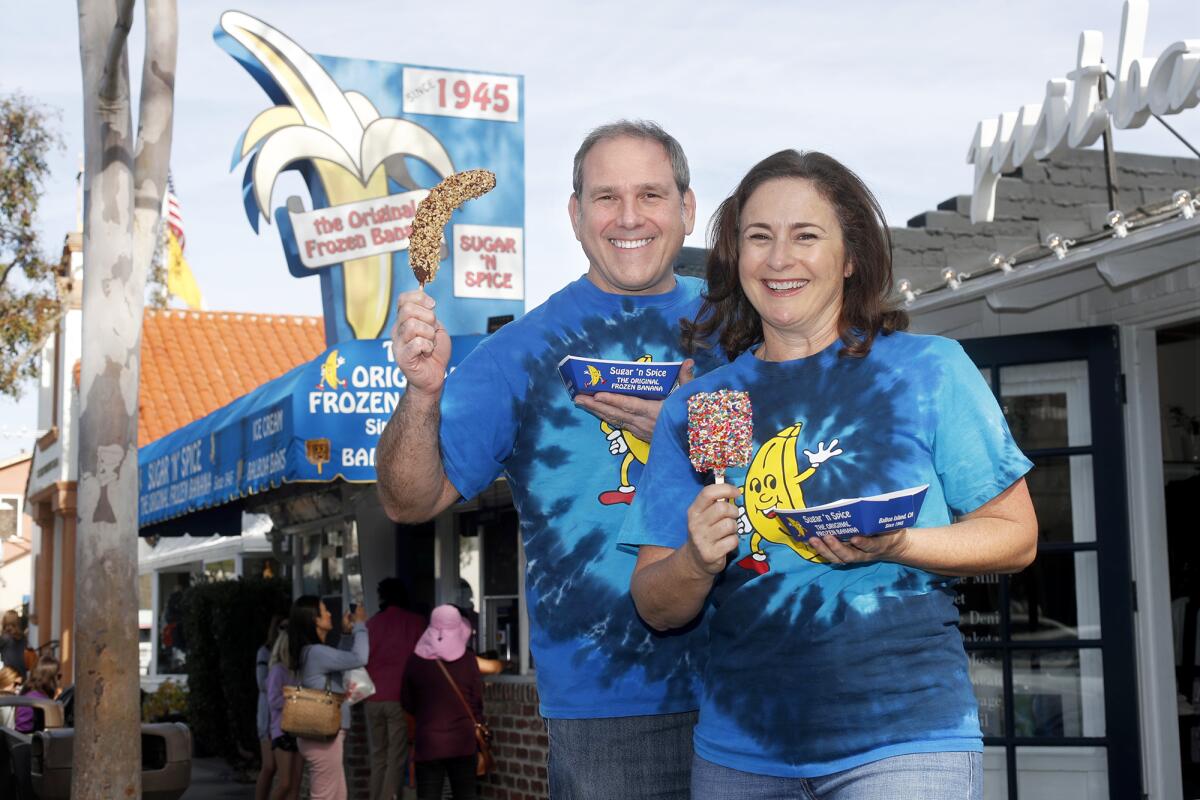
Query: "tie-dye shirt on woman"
620 331 1032 776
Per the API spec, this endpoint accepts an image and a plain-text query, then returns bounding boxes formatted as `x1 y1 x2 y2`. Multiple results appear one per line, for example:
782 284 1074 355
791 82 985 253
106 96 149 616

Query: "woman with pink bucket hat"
402 604 486 800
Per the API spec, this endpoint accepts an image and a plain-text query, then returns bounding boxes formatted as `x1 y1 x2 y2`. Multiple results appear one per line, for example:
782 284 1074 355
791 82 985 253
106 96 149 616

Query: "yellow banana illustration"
742 423 821 563
584 365 604 387
222 12 456 339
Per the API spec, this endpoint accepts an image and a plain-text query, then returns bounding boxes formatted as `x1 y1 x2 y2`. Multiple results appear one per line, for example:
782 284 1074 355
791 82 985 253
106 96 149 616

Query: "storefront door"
958 326 1140 800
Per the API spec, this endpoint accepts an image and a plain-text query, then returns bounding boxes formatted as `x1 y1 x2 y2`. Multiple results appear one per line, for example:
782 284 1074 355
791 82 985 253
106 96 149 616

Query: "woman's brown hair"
23 655 58 698
682 149 907 360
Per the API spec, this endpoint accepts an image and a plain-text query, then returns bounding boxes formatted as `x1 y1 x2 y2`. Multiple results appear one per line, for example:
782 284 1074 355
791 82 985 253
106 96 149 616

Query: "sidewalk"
179 757 254 799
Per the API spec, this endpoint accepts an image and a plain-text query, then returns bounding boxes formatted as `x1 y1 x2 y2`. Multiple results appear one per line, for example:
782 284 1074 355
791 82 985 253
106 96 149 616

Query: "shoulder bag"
435 659 494 777
281 674 344 740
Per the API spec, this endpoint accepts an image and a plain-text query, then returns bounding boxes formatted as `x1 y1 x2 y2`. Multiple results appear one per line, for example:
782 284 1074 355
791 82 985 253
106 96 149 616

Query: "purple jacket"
266 663 292 740
14 690 48 734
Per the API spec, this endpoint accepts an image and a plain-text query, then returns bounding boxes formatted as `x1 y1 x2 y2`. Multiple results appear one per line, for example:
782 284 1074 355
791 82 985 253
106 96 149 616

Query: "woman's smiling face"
738 177 851 355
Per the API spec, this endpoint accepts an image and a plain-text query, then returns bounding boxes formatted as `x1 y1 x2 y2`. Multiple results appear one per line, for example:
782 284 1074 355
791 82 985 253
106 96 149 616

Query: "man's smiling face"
569 135 696 295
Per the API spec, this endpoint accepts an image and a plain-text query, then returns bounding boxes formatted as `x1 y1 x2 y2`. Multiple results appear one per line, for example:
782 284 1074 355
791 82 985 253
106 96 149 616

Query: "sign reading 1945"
403 67 519 123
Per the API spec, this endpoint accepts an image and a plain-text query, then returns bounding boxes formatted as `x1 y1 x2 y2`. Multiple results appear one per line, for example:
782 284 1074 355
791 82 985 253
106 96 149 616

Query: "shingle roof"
672 150 1200 291
138 309 326 446
892 150 1200 291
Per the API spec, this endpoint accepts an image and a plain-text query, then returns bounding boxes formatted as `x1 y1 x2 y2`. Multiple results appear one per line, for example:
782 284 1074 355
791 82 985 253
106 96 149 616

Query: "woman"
265 628 302 800
255 614 285 800
289 596 368 800
0 666 22 729
0 610 29 679
401 605 483 800
621 150 1037 799
15 655 59 734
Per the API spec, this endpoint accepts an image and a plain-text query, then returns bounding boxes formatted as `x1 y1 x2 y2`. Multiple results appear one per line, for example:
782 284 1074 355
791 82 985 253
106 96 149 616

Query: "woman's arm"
267 667 285 720
630 482 742 631
255 647 269 693
805 478 1038 575
308 624 370 672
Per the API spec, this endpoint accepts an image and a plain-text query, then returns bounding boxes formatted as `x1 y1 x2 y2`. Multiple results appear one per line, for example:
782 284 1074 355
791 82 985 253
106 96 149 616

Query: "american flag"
165 171 185 251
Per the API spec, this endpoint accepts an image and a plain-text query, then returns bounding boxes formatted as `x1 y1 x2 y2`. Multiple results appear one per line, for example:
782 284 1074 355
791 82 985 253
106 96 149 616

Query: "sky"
2 0 1198 461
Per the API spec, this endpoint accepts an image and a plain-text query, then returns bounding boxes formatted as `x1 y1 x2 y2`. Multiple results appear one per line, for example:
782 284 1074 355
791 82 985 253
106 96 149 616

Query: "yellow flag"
166 230 203 310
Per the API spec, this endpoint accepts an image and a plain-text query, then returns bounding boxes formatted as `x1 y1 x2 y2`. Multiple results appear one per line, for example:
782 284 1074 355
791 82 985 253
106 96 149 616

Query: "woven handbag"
281 676 344 740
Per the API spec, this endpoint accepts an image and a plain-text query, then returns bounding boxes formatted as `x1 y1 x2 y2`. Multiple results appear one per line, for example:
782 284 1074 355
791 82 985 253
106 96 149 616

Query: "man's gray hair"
571 120 690 198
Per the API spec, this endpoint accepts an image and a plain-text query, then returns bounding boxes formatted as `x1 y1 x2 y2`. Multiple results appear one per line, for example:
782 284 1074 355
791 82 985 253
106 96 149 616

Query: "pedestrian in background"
402 605 483 800
365 578 425 800
15 655 59 734
255 614 285 800
0 610 29 679
289 595 369 800
0 665 22 728
266 627 302 800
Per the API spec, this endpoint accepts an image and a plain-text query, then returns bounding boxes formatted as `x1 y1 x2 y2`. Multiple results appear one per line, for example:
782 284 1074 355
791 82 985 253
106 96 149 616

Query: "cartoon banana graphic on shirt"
737 423 843 573
220 12 455 339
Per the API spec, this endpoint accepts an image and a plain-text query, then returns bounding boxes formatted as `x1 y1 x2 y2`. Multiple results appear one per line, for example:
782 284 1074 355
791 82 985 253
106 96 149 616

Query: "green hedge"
181 577 290 760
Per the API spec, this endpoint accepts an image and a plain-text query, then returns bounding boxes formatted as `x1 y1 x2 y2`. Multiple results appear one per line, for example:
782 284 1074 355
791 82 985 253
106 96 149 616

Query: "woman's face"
316 602 333 633
737 178 850 352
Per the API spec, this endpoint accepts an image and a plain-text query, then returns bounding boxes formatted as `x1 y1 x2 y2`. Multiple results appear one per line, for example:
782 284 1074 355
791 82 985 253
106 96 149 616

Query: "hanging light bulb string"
896 182 1199 302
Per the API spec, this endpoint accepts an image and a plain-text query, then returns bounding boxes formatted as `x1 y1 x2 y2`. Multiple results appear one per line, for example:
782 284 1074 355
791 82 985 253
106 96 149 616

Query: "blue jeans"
692 751 983 800
546 710 697 799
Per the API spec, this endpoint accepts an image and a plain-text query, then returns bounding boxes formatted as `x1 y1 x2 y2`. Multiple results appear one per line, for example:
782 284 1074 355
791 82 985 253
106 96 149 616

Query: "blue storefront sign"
138 336 481 527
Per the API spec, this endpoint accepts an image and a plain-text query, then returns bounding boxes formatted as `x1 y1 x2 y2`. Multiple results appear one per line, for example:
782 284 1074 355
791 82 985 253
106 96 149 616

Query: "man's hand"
574 358 695 442
681 483 742 576
391 289 451 398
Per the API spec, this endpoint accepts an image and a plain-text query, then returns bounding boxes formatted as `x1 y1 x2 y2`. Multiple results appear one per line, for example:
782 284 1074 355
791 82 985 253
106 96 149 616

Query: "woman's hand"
681 483 743 576
803 529 910 565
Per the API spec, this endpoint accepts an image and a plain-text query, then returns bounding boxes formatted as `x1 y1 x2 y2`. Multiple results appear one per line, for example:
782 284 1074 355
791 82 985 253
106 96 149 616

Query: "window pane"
1010 551 1101 641
968 651 1005 737
1013 649 1106 737
956 572 1003 644
1000 361 1091 449
1026 455 1095 544
157 572 191 675
1016 746 1108 799
483 510 519 597
982 747 1008 800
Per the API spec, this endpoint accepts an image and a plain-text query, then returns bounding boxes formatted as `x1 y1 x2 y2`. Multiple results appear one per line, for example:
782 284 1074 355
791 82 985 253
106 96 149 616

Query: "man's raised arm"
376 290 460 523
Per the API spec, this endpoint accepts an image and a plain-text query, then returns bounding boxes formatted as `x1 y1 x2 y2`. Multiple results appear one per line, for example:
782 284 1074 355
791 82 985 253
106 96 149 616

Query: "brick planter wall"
479 677 548 800
336 677 546 800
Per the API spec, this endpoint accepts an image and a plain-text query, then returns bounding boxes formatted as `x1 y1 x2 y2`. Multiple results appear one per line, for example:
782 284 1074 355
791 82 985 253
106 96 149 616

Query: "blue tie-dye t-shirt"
619 332 1032 777
439 274 720 719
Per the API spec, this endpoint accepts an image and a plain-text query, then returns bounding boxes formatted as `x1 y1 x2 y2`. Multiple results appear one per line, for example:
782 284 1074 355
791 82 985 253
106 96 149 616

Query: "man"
364 578 424 800
376 120 718 799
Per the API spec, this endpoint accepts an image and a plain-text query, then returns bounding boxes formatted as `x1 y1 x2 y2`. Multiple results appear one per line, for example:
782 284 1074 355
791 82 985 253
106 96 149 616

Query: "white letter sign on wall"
967 0 1200 223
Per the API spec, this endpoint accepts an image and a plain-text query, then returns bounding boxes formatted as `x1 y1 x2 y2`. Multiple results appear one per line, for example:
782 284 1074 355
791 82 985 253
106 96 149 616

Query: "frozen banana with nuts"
409 169 497 287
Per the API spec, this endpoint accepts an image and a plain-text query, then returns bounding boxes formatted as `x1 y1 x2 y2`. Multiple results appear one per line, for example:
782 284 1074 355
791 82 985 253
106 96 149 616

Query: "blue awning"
138 335 482 529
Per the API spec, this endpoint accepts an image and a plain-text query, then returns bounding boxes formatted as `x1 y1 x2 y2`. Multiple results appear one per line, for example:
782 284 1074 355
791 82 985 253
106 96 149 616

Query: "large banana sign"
215 13 525 344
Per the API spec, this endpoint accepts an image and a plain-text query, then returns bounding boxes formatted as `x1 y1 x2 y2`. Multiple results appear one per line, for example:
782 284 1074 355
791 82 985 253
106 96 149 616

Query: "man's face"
569 136 696 295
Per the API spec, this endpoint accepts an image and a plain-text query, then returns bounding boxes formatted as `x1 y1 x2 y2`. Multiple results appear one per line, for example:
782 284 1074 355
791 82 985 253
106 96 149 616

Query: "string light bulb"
988 252 1015 274
1045 233 1069 260
941 268 962 290
1173 190 1195 220
896 278 916 303
1106 209 1129 238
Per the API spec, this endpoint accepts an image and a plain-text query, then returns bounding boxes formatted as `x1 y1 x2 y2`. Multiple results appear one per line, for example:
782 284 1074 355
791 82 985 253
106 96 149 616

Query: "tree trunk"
74 1 175 796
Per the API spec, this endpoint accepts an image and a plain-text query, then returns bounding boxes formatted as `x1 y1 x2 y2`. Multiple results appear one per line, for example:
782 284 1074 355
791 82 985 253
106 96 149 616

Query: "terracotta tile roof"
138 309 326 447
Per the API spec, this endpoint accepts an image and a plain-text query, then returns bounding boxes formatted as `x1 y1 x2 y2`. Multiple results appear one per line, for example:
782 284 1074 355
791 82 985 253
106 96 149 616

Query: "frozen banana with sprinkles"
409 169 497 287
